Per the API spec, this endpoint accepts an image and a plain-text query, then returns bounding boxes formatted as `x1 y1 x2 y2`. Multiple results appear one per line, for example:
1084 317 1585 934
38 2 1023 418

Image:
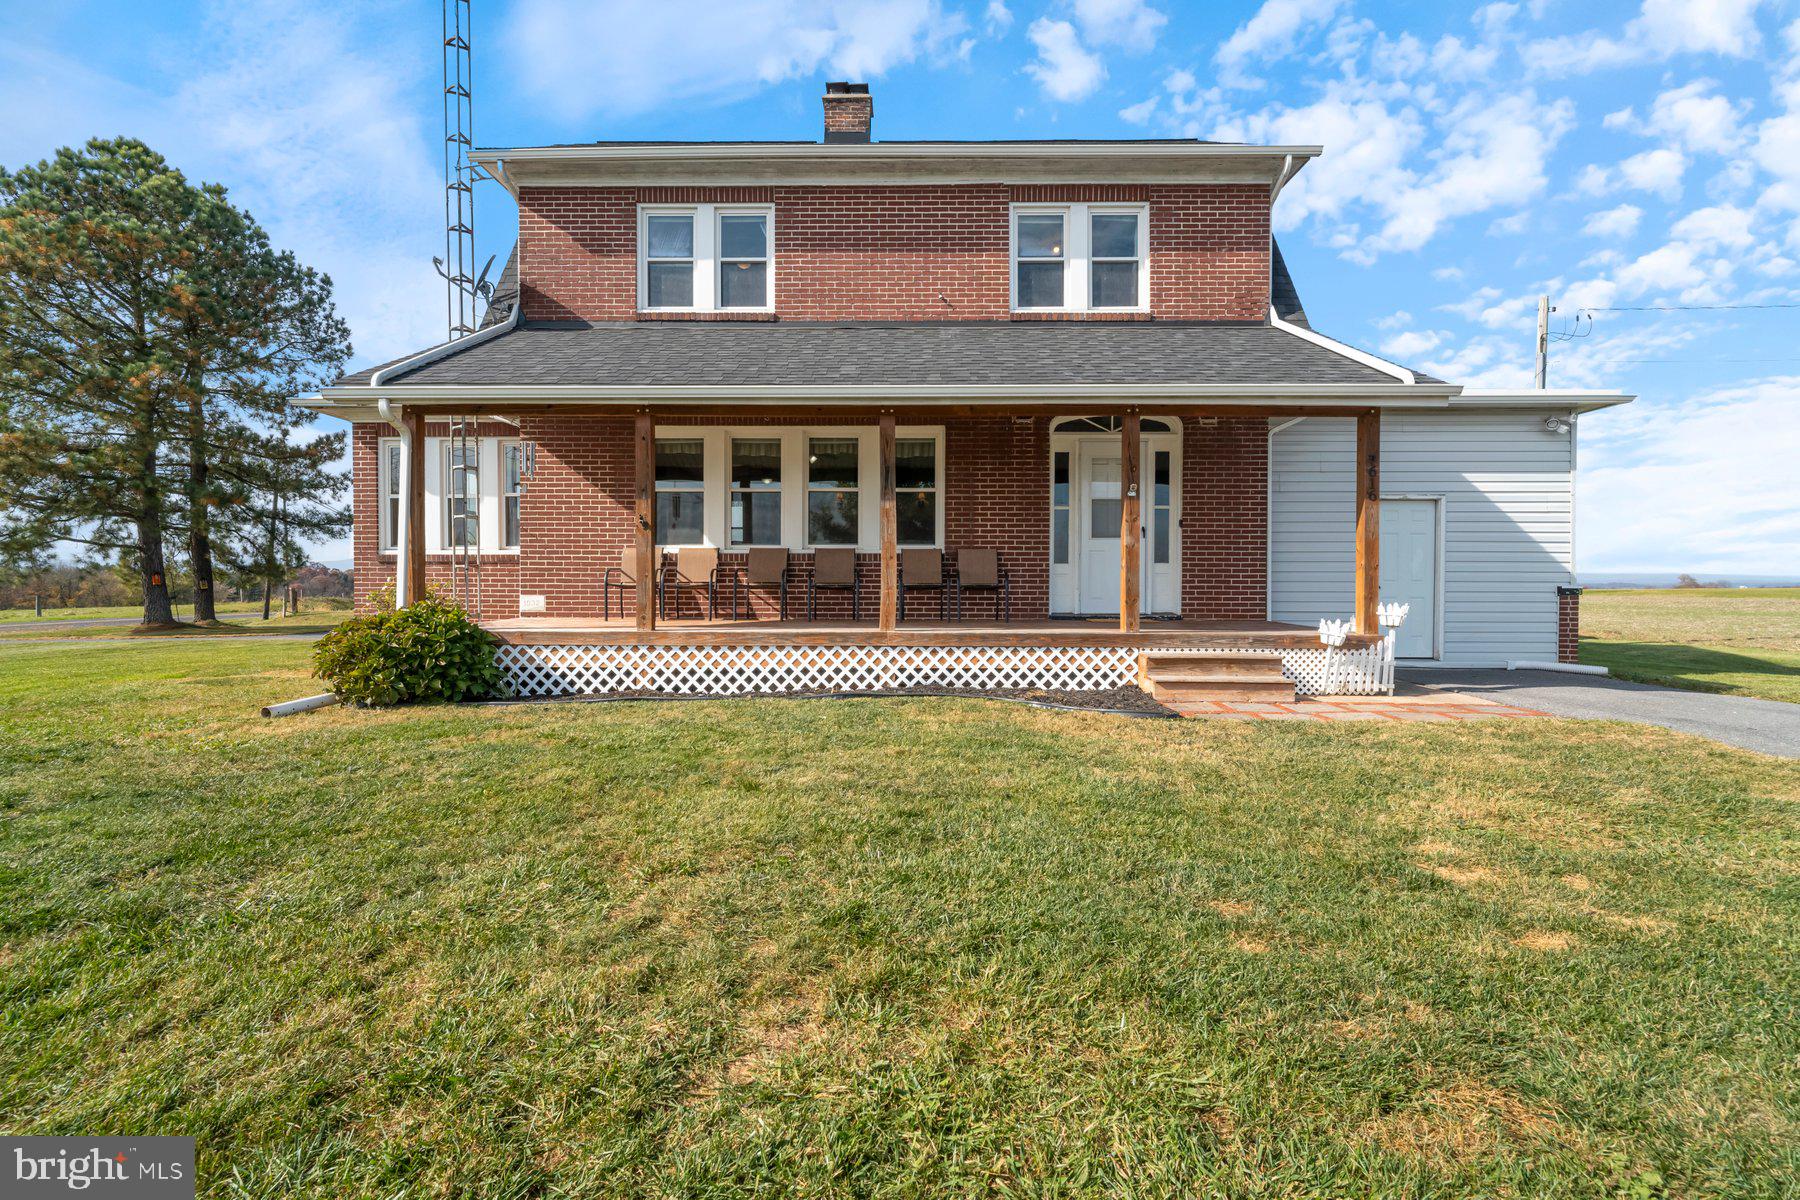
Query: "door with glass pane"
1067 433 1179 615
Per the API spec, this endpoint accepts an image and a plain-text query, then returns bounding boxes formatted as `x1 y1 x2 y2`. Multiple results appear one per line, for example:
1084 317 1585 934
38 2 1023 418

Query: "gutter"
370 300 522 388
1271 306 1416 385
317 382 1460 406
473 142 1325 164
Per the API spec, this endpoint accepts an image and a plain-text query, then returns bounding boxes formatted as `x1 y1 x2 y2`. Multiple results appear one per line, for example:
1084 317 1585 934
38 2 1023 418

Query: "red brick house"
300 83 1630 701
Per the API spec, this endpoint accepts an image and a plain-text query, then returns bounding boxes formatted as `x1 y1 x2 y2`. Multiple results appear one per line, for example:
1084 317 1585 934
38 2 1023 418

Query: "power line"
1580 301 1800 312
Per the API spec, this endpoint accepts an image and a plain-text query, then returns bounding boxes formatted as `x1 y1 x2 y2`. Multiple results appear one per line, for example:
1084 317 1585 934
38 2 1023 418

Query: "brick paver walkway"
1170 687 1548 722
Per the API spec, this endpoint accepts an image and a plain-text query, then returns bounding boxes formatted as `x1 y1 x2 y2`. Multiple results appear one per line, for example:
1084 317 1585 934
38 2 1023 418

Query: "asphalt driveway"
1402 668 1800 758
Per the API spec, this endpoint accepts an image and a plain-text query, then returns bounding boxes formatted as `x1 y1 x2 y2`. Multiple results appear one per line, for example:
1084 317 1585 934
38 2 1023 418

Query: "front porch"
481 616 1391 699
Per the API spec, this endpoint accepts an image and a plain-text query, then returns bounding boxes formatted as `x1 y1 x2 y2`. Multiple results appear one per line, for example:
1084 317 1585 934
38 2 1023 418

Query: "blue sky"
3 0 1797 575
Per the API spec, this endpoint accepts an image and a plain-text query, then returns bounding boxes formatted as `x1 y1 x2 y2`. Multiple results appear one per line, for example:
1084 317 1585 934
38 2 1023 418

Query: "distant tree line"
0 138 350 626
1674 574 1733 589
0 560 352 611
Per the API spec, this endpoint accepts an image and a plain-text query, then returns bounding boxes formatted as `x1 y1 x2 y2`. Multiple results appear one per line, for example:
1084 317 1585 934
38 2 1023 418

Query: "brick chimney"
822 81 872 144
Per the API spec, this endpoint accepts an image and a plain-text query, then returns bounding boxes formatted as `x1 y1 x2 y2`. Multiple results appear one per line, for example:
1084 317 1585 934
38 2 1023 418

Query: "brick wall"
1557 586 1581 664
518 183 1270 324
1179 417 1268 620
352 414 1271 624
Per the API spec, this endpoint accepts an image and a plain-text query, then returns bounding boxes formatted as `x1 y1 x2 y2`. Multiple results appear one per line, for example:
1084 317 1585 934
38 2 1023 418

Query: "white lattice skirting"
495 640 1395 698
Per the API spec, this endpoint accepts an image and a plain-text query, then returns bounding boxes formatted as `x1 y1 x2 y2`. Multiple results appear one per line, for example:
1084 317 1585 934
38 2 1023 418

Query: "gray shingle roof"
334 320 1424 389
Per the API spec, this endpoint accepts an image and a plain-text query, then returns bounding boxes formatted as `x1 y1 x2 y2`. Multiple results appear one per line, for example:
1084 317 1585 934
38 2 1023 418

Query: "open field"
1582 587 1800 703
0 598 353 624
1 639 1794 1197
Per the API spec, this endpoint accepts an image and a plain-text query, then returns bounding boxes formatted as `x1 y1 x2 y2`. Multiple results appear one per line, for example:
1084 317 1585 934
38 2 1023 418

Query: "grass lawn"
1 640 1795 1198
1581 588 1800 704
0 598 352 624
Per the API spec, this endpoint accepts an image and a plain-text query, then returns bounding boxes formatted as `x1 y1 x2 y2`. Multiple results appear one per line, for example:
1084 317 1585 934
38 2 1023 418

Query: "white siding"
1269 411 1574 667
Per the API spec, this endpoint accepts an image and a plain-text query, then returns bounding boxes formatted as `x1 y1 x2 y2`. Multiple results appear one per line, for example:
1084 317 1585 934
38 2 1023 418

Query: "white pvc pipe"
1507 660 1609 676
261 693 341 719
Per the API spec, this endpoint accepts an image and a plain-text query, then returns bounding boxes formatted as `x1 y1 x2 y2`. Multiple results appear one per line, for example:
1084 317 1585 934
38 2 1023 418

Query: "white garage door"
1380 499 1439 659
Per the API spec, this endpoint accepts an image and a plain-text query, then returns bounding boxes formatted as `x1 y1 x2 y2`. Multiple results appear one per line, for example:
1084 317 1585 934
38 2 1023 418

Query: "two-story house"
300 82 1630 704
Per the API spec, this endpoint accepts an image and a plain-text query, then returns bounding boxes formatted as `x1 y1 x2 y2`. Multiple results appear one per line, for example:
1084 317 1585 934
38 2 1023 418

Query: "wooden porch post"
878 411 898 631
634 412 657 630
402 408 426 606
1355 408 1381 634
1119 409 1141 633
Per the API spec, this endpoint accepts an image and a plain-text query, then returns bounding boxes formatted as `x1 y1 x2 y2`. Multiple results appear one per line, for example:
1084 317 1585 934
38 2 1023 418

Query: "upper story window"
1011 204 1148 313
639 204 774 313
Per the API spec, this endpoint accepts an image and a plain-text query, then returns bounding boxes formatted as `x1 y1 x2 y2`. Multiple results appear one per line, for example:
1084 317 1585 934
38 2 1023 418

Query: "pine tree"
0 139 201 624
170 191 349 622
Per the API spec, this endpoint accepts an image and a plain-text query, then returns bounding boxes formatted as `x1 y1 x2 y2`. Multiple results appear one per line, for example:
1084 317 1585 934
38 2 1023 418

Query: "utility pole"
1534 294 1550 389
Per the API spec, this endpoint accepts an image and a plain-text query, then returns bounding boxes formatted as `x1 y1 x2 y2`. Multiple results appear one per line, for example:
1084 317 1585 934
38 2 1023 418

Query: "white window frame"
805 434 863 550
500 439 524 551
638 204 775 313
378 437 402 553
728 435 784 547
893 436 940 549
650 426 944 552
442 440 481 552
1009 203 1149 314
654 436 708 548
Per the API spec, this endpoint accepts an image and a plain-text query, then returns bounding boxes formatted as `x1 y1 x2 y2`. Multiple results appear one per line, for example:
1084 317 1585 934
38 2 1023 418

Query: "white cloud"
1430 34 1499 76
1528 0 1767 76
1618 147 1687 199
984 1 1013 33
501 0 969 119
1670 204 1756 248
1583 204 1643 239
1215 0 1346 87
1645 80 1746 153
1025 18 1105 102
1580 375 1800 572
1119 96 1158 124
1380 329 1444 358
1071 0 1166 52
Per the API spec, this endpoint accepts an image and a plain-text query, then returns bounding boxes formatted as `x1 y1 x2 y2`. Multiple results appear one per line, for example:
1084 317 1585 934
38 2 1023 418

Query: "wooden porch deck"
483 616 1376 650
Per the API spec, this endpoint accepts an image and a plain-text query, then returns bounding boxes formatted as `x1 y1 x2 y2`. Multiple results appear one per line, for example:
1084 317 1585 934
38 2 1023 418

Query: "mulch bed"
480 684 1175 717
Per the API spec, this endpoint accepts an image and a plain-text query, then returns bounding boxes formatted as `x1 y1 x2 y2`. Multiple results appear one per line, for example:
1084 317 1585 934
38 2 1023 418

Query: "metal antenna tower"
439 0 477 340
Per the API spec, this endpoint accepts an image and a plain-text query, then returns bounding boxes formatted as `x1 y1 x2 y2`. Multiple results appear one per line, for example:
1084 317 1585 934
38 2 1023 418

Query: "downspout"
1265 416 1307 620
377 397 410 607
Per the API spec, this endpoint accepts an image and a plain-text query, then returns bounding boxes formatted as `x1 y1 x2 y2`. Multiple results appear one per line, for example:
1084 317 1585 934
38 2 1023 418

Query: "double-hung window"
379 439 402 552
501 441 525 550
655 438 705 545
445 443 479 550
640 205 774 312
730 438 782 545
895 438 937 546
806 437 860 546
1012 204 1147 312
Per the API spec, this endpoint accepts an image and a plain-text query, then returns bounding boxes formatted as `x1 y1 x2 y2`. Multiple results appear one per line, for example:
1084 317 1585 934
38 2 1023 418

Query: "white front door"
1380 499 1439 658
1077 440 1125 612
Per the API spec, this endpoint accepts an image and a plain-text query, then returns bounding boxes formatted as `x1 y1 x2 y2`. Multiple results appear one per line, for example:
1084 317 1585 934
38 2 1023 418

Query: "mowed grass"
1582 587 1800 703
0 600 278 623
1 641 1796 1198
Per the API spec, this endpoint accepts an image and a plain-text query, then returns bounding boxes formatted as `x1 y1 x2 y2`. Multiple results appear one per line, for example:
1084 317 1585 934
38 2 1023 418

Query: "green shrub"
313 595 502 706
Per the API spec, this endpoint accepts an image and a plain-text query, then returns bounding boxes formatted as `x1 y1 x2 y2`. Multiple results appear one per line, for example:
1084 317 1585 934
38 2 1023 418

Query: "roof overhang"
472 141 1322 192
299 382 1463 425
1456 388 1634 413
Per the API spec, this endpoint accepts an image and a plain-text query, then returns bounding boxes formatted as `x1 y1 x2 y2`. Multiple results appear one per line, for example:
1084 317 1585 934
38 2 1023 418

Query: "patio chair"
734 547 790 620
602 546 642 620
954 548 1010 622
898 548 949 621
659 546 722 620
806 547 860 621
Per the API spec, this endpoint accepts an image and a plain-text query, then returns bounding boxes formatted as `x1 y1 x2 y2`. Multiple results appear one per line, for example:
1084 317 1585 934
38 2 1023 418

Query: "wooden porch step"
1138 651 1296 707
1141 651 1284 678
